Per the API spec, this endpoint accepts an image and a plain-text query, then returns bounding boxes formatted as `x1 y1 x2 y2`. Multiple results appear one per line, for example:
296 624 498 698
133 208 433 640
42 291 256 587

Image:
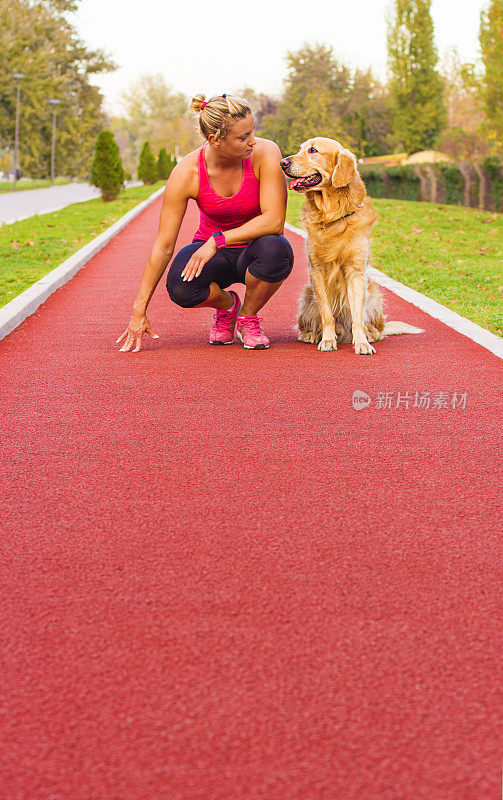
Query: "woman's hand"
181 238 217 282
116 312 159 353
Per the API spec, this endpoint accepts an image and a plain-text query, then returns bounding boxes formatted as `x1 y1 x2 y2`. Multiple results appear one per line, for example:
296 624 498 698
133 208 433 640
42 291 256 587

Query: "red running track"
1 196 502 800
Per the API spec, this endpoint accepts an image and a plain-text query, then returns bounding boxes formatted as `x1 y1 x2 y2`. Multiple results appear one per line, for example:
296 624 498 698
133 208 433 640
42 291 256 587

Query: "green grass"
0 177 70 192
287 194 503 338
0 182 164 308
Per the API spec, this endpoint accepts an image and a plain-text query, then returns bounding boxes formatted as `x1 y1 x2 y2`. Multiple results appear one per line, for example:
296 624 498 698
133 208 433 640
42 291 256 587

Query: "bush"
438 165 464 205
138 141 158 185
481 156 503 211
90 131 125 202
386 165 421 201
359 158 500 210
157 148 173 180
360 166 388 198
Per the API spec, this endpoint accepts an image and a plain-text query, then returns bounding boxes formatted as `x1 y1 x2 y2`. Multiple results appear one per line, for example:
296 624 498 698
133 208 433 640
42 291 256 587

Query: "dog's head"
280 138 357 192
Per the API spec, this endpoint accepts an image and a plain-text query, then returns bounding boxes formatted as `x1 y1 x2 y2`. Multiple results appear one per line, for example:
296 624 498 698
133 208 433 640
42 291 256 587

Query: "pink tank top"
192 145 261 248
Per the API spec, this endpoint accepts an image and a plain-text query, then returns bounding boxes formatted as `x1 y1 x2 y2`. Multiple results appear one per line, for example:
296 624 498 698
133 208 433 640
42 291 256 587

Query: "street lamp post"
12 73 25 191
48 99 61 186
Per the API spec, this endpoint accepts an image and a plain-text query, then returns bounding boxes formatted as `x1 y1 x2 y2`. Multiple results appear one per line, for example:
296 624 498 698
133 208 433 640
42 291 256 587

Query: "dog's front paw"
318 337 338 352
298 330 320 344
353 338 376 355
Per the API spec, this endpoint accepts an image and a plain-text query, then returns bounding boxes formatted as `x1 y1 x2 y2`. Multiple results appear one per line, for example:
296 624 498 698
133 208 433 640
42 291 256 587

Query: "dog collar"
337 202 363 221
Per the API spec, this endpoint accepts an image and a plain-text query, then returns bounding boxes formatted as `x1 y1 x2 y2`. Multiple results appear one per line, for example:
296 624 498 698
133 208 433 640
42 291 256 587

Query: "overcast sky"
71 0 487 116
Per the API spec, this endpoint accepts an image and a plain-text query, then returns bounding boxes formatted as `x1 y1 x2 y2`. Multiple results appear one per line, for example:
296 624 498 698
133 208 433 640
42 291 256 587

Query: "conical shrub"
90 131 125 202
138 141 158 184
157 148 172 180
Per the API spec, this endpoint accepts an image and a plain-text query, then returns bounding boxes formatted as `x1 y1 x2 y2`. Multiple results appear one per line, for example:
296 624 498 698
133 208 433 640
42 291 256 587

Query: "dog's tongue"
288 178 304 191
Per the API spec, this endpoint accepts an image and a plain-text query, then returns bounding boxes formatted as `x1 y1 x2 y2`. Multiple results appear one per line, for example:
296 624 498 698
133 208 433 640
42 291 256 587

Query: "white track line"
0 186 165 343
284 221 503 360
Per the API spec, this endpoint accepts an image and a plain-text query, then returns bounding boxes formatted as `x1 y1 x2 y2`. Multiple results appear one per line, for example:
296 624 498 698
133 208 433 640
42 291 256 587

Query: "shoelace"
212 305 238 330
238 316 264 334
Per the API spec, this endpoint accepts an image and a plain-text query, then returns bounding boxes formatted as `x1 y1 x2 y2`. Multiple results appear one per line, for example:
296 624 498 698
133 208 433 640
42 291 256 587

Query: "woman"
116 93 294 352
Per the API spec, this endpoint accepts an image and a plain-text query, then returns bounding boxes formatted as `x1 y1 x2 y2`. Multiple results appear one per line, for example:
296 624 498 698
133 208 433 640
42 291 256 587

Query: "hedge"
385 166 421 202
437 165 464 206
482 156 503 211
359 157 502 211
359 168 388 199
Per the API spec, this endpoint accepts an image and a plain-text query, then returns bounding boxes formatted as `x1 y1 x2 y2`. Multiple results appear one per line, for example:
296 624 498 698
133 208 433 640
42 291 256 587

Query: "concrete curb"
0 186 165 343
284 221 503 360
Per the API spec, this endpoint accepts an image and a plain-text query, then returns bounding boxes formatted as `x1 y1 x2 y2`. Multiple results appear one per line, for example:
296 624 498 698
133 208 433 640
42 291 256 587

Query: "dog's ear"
331 150 357 187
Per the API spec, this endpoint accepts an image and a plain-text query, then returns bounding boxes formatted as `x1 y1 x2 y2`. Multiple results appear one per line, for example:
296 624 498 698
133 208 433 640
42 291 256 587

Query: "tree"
438 48 487 161
117 74 198 170
138 141 157 184
157 147 172 179
343 69 394 158
387 0 446 152
233 87 279 137
250 49 392 158
479 0 503 154
262 44 351 155
90 131 124 201
0 0 116 178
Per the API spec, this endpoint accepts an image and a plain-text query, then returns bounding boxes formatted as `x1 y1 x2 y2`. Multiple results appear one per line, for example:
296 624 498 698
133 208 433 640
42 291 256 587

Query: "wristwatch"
212 231 226 249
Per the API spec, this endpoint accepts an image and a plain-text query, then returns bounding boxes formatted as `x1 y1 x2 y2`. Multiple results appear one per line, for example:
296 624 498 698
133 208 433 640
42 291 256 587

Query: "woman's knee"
247 234 294 282
166 272 209 308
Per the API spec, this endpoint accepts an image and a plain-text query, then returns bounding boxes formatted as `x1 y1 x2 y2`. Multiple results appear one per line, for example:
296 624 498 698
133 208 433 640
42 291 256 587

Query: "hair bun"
190 94 206 114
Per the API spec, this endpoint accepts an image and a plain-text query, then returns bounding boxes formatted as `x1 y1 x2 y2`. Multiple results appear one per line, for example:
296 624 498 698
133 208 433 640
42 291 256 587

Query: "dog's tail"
383 320 424 336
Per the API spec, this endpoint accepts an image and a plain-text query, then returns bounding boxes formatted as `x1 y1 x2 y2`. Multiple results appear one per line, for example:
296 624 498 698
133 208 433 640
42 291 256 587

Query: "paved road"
0 181 142 225
1 197 501 799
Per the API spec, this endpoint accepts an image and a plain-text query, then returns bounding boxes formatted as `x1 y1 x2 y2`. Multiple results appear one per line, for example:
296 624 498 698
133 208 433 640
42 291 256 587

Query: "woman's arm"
116 162 191 352
132 165 190 314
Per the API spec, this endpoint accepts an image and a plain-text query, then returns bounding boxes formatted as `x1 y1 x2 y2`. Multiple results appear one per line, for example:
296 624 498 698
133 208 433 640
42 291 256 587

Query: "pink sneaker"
209 290 242 345
236 315 270 350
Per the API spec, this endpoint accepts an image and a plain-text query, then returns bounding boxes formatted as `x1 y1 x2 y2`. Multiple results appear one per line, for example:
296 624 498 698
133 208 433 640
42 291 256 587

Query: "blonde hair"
190 94 252 141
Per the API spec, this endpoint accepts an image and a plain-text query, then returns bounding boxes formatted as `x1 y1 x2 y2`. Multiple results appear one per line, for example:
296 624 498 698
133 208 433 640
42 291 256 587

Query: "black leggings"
166 234 294 308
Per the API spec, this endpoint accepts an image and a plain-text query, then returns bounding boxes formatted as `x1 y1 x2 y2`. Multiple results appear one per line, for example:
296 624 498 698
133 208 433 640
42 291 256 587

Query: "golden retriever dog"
281 138 423 354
